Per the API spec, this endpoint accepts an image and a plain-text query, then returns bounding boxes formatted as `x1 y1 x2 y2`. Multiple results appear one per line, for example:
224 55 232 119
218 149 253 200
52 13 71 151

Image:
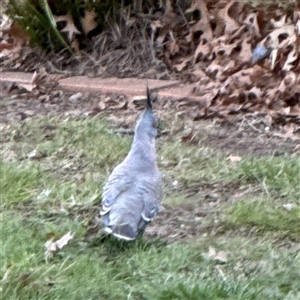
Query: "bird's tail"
104 224 137 241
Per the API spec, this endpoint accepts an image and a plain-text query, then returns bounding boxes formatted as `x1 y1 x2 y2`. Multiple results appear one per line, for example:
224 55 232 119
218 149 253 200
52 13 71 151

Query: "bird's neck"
129 132 156 162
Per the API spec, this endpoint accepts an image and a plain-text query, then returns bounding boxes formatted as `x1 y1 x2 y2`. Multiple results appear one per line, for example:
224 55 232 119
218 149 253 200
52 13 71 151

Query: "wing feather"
100 166 131 215
140 171 163 221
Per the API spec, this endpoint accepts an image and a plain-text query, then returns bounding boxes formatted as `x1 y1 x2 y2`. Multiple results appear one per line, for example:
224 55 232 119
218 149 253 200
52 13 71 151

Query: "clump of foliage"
7 0 71 52
6 0 135 52
5 0 297 54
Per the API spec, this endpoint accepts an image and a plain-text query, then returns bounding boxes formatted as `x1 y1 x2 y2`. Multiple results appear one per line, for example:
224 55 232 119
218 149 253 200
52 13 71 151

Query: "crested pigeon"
100 87 163 240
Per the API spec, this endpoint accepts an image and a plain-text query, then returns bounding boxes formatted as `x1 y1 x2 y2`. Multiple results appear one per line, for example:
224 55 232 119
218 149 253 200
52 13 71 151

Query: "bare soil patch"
2 80 298 155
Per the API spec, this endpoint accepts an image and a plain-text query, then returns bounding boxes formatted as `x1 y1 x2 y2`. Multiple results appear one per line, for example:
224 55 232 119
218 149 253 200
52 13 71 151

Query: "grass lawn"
1 116 299 300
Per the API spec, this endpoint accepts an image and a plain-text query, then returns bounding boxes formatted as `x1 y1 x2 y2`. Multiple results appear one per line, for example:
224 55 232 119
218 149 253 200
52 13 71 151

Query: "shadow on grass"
87 232 167 256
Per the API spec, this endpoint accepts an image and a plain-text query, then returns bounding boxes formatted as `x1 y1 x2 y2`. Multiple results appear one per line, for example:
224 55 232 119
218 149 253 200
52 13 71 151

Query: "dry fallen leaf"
206 246 228 264
207 246 217 258
174 57 192 72
18 83 35 92
186 0 213 42
244 12 261 37
270 49 278 70
214 251 228 263
218 1 240 35
54 14 81 41
44 231 74 257
282 204 294 211
1 264 14 282
98 100 106 110
81 10 98 34
274 124 299 141
31 67 47 85
181 127 194 143
0 21 28 61
226 154 242 162
282 49 297 72
263 25 295 49
294 144 300 152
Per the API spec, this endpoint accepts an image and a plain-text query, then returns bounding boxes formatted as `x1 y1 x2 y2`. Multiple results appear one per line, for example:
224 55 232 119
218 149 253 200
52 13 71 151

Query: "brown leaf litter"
1 1 299 126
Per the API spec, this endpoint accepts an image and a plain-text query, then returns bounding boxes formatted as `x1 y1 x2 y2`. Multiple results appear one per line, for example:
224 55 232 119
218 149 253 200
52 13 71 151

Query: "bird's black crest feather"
146 84 152 109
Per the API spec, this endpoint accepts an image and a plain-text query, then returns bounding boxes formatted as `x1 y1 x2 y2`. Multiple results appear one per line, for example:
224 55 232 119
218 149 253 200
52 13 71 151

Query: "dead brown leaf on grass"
44 231 74 258
0 18 29 65
206 246 228 264
274 123 300 141
226 154 242 163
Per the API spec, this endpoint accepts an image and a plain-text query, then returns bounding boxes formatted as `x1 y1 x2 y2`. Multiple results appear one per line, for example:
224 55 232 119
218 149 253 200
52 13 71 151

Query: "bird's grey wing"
140 172 163 222
100 166 130 215
136 173 163 233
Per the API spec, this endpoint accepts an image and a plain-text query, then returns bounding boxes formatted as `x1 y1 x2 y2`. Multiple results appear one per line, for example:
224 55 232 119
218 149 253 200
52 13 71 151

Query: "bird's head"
135 86 158 139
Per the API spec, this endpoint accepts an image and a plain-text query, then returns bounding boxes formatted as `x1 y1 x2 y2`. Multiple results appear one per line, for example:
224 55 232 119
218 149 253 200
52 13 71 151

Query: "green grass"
1 209 299 299
226 197 300 239
1 116 299 299
160 137 299 198
227 156 300 199
0 160 43 207
2 207 300 299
